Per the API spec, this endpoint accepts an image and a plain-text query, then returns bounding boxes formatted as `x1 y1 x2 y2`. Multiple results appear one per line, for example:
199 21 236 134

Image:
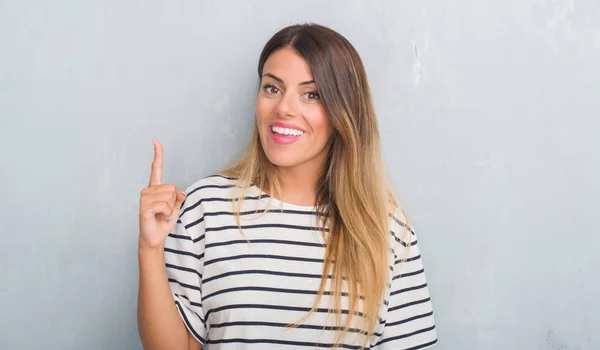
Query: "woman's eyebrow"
262 73 315 86
299 79 315 86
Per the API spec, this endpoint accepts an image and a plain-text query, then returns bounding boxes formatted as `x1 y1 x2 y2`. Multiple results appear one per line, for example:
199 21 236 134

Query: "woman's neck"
276 164 321 207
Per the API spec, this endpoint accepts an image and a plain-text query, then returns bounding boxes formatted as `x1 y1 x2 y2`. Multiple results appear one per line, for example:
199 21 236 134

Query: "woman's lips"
270 128 302 144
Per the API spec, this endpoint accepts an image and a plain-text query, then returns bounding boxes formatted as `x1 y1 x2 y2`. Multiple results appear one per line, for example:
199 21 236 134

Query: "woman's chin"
264 151 303 168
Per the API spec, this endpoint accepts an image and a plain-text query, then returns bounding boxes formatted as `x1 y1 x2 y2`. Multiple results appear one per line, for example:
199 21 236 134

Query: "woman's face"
256 47 334 171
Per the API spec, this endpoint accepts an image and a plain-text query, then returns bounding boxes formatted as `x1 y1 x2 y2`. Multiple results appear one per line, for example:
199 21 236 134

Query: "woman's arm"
137 245 193 350
188 331 202 350
137 140 201 349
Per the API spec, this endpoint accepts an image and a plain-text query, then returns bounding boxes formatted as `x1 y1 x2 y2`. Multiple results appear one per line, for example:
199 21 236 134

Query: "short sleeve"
370 212 438 349
164 187 207 346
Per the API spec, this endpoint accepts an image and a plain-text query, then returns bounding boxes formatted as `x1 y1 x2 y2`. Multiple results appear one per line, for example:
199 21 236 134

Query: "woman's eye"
305 91 320 100
263 84 279 94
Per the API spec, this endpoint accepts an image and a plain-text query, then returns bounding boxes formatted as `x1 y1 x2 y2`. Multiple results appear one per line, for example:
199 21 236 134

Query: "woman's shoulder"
183 174 238 194
389 206 414 235
179 174 240 208
388 205 417 252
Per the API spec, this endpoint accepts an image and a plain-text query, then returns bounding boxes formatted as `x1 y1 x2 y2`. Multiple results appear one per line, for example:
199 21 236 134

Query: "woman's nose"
276 92 298 118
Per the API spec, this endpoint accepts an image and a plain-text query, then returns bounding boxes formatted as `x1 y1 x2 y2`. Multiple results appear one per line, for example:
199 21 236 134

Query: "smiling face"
255 47 335 172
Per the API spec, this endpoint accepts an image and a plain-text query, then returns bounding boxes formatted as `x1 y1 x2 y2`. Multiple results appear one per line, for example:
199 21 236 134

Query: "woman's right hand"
138 139 186 250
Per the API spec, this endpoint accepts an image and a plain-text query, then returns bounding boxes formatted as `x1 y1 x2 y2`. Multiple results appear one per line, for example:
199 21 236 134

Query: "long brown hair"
221 23 406 348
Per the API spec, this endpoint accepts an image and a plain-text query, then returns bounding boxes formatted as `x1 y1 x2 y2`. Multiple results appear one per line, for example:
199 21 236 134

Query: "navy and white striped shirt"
165 175 437 349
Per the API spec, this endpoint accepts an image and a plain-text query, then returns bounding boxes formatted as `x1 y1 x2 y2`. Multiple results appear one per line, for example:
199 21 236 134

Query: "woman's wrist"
138 238 165 257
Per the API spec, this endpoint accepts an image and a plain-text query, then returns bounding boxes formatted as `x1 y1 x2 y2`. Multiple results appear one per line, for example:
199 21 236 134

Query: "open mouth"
269 125 304 145
270 125 305 136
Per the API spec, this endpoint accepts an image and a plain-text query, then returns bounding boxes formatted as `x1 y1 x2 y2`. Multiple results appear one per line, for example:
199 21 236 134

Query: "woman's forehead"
262 48 315 84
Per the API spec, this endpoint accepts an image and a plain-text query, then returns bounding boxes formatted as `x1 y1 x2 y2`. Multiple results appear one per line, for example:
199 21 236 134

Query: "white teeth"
271 126 304 136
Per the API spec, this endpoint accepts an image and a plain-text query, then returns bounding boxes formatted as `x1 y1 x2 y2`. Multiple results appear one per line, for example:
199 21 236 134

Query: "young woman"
138 24 437 350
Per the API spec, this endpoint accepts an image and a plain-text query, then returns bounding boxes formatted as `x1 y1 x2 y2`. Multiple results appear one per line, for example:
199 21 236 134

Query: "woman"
138 23 437 350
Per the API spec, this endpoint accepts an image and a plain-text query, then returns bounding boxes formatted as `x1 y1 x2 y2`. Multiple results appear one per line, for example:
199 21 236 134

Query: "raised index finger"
149 139 163 186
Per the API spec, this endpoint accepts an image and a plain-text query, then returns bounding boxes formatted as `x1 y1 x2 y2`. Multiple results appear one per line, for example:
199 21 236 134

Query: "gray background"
1 0 598 349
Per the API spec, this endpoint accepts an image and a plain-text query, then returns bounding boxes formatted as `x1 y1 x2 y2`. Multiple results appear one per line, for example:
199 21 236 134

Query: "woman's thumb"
175 191 186 210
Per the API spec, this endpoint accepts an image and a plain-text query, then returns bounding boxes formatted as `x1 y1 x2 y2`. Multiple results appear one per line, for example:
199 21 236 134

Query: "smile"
271 126 305 136
269 126 304 145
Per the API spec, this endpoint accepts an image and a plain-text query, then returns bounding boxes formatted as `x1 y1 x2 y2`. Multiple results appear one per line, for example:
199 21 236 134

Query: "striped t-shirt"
165 175 438 349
